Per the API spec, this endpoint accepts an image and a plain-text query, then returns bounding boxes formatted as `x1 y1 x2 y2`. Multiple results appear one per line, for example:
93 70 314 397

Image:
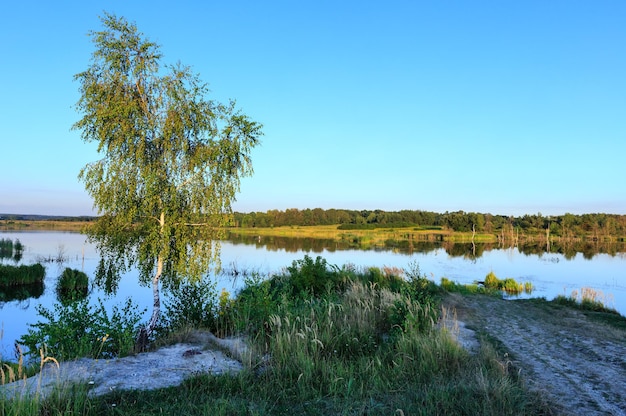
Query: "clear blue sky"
1 1 625 217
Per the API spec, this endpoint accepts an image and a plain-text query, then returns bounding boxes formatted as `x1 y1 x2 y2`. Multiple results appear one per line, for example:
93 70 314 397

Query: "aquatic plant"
56 268 89 304
0 264 45 287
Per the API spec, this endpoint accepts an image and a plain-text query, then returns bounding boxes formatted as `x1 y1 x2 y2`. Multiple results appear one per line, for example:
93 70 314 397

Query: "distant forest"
3 210 626 239
231 209 626 238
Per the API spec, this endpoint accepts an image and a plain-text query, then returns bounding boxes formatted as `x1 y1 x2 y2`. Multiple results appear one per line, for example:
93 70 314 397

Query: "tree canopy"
73 13 262 337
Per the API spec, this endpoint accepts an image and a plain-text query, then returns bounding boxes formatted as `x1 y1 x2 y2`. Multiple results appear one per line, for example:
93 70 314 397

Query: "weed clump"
442 271 533 296
56 268 89 304
554 287 618 314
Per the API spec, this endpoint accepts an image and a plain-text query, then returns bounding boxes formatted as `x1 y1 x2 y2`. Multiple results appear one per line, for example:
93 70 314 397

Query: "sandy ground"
444 293 626 416
0 332 247 399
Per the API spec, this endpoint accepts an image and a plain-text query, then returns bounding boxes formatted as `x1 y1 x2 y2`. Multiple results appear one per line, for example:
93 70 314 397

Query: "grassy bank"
1 257 554 415
0 220 91 232
1 220 493 242
229 224 496 249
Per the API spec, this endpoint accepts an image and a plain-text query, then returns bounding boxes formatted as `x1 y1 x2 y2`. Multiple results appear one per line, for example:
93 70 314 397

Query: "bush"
227 273 282 337
57 268 89 291
484 271 499 289
56 268 89 304
160 276 219 334
286 255 344 297
19 298 145 361
403 261 441 305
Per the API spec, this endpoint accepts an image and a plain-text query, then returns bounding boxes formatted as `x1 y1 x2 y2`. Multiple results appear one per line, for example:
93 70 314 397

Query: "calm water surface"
1 230 625 359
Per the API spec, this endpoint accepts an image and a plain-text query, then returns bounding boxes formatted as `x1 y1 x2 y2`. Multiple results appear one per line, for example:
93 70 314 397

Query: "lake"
1 230 625 360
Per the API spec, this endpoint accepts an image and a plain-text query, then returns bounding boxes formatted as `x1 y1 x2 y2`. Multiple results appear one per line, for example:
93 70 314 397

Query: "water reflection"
227 232 626 260
0 238 24 263
0 282 44 303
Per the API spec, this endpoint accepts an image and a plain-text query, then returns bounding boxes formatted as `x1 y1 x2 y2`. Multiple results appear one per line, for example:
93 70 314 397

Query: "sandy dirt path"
445 293 626 416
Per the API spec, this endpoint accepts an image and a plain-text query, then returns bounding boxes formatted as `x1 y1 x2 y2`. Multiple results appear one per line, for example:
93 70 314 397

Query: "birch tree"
73 13 262 342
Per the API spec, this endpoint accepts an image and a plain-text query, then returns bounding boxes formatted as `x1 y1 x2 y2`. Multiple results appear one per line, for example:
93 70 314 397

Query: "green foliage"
160 276 219 334
337 222 416 230
389 297 438 336
484 271 499 288
402 260 442 304
223 257 443 347
482 271 530 295
233 208 626 241
56 268 89 304
0 263 45 287
552 295 579 308
57 268 89 291
359 266 406 292
553 287 620 314
263 281 447 393
285 255 344 297
227 273 282 337
18 298 145 361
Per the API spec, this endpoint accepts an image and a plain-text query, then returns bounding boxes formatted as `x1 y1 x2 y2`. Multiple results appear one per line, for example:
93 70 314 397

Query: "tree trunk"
136 212 164 351
471 223 476 256
146 255 163 334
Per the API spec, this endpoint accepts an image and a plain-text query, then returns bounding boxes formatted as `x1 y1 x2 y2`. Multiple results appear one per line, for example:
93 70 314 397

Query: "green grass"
56 267 90 304
0 263 45 287
2 257 555 415
441 272 533 296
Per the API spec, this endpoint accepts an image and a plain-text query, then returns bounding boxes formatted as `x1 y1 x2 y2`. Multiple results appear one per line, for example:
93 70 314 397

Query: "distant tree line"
231 209 626 238
0 214 97 222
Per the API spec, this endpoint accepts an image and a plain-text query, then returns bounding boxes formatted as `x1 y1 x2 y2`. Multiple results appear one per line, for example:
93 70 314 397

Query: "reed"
554 287 618 313
0 263 45 287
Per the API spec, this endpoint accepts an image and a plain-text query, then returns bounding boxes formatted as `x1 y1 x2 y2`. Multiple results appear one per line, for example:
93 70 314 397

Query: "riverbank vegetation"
0 264 45 287
2 257 556 415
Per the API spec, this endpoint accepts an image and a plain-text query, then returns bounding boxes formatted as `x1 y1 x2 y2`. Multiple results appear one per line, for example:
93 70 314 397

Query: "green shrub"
403 261 441 305
484 271 499 289
227 273 282 337
160 276 219 334
57 268 89 291
286 255 344 297
502 278 522 294
358 266 406 293
389 297 438 335
56 268 89 304
19 297 145 361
